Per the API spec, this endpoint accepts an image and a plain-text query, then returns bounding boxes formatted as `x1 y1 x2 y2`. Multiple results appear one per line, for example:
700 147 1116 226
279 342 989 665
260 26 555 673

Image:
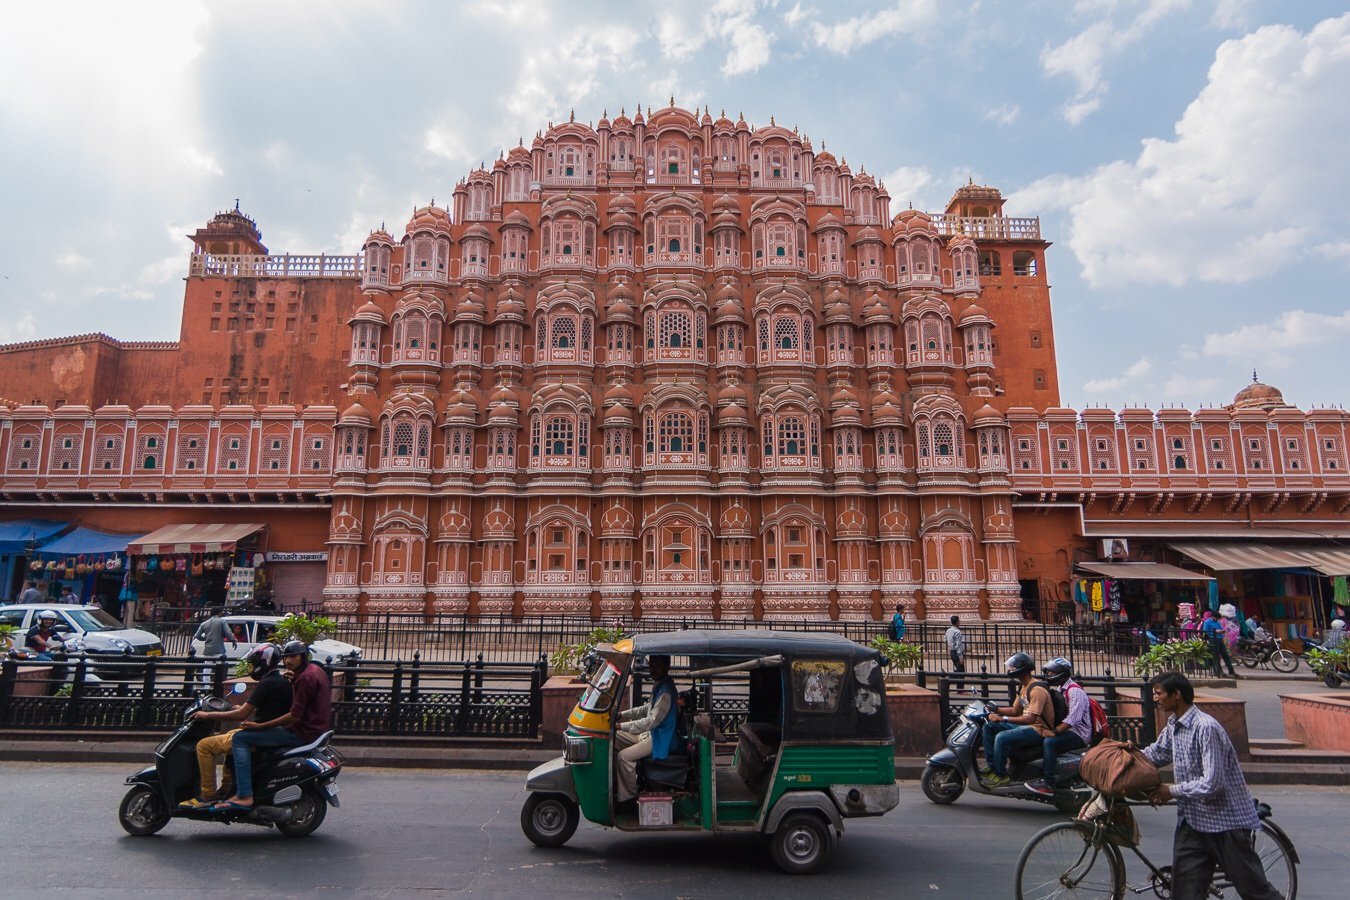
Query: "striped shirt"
1061 682 1092 744
1142 705 1258 832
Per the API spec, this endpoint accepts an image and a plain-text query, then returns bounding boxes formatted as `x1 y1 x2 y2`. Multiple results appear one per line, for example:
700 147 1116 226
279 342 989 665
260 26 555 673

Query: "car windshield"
63 608 124 633
579 661 622 713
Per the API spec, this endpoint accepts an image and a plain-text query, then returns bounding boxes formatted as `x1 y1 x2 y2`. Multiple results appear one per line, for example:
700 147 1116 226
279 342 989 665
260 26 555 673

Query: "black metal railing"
935 671 1157 748
0 651 547 740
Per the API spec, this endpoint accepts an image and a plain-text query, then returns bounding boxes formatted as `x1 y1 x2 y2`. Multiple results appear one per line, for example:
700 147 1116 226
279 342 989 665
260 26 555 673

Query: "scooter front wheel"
921 764 965 804
118 785 170 836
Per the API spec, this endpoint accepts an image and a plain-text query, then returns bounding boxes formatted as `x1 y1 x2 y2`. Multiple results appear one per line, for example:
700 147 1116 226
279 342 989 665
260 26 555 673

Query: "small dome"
608 299 635 321
456 291 485 317
608 192 636 213
852 225 884 245
340 401 372 425
833 403 862 424
363 227 394 248
350 300 387 325
716 299 744 323
972 403 1003 424
864 294 891 321
502 209 531 229
491 385 520 407
814 149 837 166
446 401 476 421
406 204 452 236
813 211 845 232
488 402 518 425
1231 374 1287 411
462 222 492 241
959 303 991 324
604 383 634 405
607 280 635 303
494 286 525 320
718 403 748 424
831 386 858 407
892 207 936 235
719 382 748 405
603 402 633 422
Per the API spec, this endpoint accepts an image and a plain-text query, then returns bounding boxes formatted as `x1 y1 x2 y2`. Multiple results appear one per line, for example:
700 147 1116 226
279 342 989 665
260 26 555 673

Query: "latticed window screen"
933 422 955 459
177 432 205 472
917 424 930 460
551 316 576 349
416 423 431 459
260 432 289 471
50 432 81 471
136 431 164 471
393 422 414 456
757 318 770 351
774 316 799 350
218 431 248 472
777 417 806 456
9 429 41 471
660 414 693 452
545 417 574 456
300 434 328 472
660 311 692 348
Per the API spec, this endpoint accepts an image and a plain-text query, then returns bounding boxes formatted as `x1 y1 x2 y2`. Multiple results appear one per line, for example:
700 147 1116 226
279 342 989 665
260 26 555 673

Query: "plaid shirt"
1142 705 1258 832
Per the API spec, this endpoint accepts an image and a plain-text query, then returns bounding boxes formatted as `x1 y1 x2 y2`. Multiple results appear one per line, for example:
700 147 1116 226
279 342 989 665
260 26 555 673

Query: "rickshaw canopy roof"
632 629 871 659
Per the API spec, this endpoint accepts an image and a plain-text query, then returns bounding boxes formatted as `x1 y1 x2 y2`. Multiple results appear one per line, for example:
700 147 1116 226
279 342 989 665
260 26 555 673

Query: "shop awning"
1170 542 1350 576
127 523 266 556
1082 522 1350 540
1075 561 1214 581
32 527 133 558
0 519 69 554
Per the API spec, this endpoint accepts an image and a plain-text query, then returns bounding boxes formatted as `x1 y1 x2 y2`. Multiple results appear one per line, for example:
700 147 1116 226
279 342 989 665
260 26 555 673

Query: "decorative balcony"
189 253 360 278
931 215 1041 241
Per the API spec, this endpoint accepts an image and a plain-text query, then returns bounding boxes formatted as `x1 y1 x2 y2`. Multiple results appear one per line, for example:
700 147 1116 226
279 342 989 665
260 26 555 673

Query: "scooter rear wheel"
118 785 170 836
921 764 965 804
275 787 327 838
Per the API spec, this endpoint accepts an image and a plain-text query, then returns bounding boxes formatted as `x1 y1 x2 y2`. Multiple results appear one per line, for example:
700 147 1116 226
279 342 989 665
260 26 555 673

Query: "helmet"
1005 651 1035 678
37 609 58 623
1333 619 1346 630
1043 657 1073 686
244 643 281 679
279 639 310 661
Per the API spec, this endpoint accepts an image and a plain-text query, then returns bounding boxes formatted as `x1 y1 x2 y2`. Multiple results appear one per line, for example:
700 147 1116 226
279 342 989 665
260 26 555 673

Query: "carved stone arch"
481 500 516 538
920 507 974 534
640 281 708 313
901 292 952 320
392 290 446 319
748 195 808 224
524 503 591 534
599 503 635 537
751 282 812 316
911 392 964 420
878 502 912 536
372 508 429 537
756 382 820 415
641 501 713 534
836 505 869 537
641 381 710 414
760 502 826 531
437 509 472 540
535 281 597 314
529 381 593 415
720 501 753 536
539 193 598 221
644 191 703 218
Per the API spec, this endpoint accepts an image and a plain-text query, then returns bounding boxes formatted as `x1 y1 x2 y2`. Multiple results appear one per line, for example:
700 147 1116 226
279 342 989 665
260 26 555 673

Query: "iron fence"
0 652 546 739
934 671 1158 747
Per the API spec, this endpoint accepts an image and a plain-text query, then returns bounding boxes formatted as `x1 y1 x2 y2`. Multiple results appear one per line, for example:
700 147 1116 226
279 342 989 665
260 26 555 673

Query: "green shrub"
870 636 924 675
1133 637 1212 676
551 625 628 676
0 623 17 650
269 612 340 646
1305 645 1349 681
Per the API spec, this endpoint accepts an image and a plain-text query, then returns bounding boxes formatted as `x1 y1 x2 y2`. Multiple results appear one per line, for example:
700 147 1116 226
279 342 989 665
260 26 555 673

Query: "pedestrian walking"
945 615 966 691
890 603 907 642
1201 610 1238 677
17 580 42 604
1142 672 1283 899
194 606 237 686
59 585 78 604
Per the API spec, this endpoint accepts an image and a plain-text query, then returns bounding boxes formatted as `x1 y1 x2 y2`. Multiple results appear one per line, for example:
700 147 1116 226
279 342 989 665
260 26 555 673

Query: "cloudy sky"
1 0 1346 411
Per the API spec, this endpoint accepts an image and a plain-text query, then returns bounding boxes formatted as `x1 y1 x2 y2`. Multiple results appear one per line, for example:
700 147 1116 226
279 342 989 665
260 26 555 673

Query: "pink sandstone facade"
1 104 1347 621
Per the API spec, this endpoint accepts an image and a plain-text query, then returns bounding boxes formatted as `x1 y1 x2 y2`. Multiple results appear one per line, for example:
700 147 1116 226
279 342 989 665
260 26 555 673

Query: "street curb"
2 742 1346 784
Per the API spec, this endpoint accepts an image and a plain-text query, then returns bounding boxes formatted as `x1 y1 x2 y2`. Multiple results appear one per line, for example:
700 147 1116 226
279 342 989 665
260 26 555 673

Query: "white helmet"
1332 619 1346 630
37 609 59 622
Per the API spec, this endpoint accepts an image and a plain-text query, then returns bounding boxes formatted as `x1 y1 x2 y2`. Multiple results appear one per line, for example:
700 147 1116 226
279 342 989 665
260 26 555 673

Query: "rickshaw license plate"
146 649 162 656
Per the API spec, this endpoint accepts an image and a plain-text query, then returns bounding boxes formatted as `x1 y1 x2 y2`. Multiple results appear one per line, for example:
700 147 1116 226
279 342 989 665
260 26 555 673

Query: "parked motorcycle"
921 699 1090 814
118 691 341 837
1235 636 1299 673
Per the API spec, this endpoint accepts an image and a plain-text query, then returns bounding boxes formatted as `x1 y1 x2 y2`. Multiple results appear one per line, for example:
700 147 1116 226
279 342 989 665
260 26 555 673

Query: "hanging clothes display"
1207 581 1220 612
1090 581 1104 612
1332 576 1348 605
1108 579 1122 612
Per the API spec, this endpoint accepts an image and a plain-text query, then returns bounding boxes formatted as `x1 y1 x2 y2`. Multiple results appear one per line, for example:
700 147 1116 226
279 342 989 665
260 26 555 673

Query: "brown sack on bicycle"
1079 738 1161 797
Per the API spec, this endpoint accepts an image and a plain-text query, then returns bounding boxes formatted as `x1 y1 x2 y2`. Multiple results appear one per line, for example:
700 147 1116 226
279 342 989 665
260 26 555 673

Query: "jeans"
949 652 965 690
1042 731 1087 785
230 727 303 798
982 721 1044 776
1209 635 1238 676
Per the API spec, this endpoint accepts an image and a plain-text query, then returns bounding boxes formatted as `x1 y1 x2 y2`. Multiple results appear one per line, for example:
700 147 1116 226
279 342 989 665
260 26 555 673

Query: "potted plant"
0 623 18 652
269 612 341 646
1133 637 1212 676
550 625 627 678
1305 644 1349 687
869 636 924 684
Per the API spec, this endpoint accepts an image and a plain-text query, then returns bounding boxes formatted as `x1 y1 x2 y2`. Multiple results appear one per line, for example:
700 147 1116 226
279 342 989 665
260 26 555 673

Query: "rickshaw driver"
614 653 680 806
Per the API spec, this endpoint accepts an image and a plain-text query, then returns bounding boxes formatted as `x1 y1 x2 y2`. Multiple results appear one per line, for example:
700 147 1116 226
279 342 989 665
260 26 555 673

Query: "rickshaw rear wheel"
770 811 833 875
521 792 579 848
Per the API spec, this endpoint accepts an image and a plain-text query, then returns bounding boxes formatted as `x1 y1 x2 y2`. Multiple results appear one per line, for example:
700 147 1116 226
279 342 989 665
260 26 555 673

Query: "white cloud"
1164 374 1218 397
985 103 1020 126
1040 0 1190 123
809 0 938 54
1200 309 1350 368
0 312 37 345
1014 15 1350 287
1210 0 1252 29
881 165 934 210
723 18 773 75
1083 357 1152 393
783 2 811 27
55 250 91 269
658 2 775 76
1314 241 1350 262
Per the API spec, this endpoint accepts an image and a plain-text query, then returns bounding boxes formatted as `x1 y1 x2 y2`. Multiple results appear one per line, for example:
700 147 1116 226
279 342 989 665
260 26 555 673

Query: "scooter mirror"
232 682 247 694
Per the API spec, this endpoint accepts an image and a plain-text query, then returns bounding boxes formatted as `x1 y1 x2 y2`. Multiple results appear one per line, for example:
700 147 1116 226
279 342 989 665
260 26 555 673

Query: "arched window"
934 422 954 458
545 417 574 457
774 316 799 350
393 422 413 457
659 414 693 453
659 311 691 349
778 417 806 456
552 315 576 349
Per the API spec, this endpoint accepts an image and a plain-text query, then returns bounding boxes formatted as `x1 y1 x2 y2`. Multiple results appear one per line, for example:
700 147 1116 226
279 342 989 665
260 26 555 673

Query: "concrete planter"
1280 693 1350 752
541 675 586 749
1114 687 1250 760
886 684 943 758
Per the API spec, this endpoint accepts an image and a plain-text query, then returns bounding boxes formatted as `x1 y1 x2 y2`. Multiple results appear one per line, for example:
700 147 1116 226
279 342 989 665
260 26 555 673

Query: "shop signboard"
227 566 255 603
265 551 328 563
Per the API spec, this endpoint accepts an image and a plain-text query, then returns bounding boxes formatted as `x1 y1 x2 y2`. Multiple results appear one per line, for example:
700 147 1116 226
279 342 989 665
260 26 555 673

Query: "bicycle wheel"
1269 649 1299 673
1016 821 1124 899
1250 822 1297 899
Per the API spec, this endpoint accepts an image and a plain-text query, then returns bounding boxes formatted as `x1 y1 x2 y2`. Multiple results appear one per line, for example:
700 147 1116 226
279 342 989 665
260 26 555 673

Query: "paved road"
0 763 1341 898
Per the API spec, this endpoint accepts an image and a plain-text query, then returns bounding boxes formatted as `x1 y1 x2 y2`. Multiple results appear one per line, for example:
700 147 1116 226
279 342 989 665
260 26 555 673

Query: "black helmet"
245 643 281 679
279 639 310 661
1005 651 1035 678
1043 657 1073 686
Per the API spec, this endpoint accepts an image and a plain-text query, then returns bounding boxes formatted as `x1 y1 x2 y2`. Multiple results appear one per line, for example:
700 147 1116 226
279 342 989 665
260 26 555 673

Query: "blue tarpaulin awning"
31 527 132 559
0 519 69 554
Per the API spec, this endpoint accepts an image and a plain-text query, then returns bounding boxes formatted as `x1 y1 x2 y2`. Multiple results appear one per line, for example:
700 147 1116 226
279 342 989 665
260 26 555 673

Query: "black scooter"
118 692 342 837
921 699 1090 814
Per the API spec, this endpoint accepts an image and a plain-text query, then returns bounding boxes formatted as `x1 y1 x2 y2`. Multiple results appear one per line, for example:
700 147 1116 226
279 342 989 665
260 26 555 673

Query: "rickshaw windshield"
578 661 623 713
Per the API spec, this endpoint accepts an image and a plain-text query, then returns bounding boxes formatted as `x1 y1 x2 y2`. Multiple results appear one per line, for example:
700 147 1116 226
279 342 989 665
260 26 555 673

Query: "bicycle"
1234 638 1299 674
1015 792 1298 899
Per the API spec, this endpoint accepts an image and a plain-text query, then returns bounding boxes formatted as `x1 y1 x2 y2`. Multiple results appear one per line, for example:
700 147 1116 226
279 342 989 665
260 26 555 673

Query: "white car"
189 614 361 663
0 604 163 656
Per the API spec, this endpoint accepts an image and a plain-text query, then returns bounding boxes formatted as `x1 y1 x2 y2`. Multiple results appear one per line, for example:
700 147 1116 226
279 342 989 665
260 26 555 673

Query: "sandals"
178 797 213 809
211 799 254 813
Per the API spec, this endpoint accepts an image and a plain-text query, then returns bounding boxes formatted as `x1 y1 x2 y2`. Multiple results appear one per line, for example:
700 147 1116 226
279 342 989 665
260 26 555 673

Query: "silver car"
189 614 361 663
0 604 163 656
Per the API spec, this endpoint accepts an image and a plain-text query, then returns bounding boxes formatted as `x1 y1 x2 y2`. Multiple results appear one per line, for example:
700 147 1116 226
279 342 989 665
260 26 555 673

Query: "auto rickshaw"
519 630 899 874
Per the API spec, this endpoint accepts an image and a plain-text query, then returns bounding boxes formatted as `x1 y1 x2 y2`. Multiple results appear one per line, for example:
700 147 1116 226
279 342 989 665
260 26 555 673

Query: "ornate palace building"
1 104 1348 624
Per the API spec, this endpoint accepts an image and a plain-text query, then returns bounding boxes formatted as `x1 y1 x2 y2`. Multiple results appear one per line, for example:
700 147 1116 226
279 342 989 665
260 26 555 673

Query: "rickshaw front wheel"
770 811 833 875
521 792 579 848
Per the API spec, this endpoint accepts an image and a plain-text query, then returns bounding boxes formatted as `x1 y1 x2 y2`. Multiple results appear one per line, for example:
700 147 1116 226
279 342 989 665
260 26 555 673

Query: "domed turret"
405 204 453 236
1231 372 1288 411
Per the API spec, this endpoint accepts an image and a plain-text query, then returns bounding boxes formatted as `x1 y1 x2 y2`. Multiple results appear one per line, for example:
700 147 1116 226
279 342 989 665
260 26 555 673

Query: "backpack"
889 614 906 641
1030 681 1068 729
1065 680 1111 745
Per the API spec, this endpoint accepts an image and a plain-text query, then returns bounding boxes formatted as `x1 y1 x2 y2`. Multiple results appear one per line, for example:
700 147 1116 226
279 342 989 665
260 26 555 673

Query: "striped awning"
1170 542 1350 576
1076 561 1213 581
127 523 266 556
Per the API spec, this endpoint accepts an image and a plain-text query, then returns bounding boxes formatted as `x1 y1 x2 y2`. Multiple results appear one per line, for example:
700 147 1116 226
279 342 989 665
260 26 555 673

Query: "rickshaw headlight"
564 735 591 764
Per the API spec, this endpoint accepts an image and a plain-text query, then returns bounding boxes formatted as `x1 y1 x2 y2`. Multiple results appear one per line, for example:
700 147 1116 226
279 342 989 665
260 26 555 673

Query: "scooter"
118 689 342 837
7 637 103 692
921 699 1091 814
1302 637 1348 687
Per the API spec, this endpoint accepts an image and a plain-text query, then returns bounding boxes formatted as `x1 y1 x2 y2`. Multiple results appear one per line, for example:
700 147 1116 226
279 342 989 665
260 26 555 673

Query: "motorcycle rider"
1025 657 1091 797
182 644 293 808
216 639 331 811
24 610 62 660
981 652 1056 787
1325 618 1346 650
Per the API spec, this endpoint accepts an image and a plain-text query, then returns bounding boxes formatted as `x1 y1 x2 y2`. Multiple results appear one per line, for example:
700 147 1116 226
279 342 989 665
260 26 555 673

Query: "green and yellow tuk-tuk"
520 630 899 874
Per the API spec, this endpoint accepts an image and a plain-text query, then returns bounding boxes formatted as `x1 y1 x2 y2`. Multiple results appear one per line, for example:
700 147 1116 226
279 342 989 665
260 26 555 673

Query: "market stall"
124 523 269 620
28 526 135 611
